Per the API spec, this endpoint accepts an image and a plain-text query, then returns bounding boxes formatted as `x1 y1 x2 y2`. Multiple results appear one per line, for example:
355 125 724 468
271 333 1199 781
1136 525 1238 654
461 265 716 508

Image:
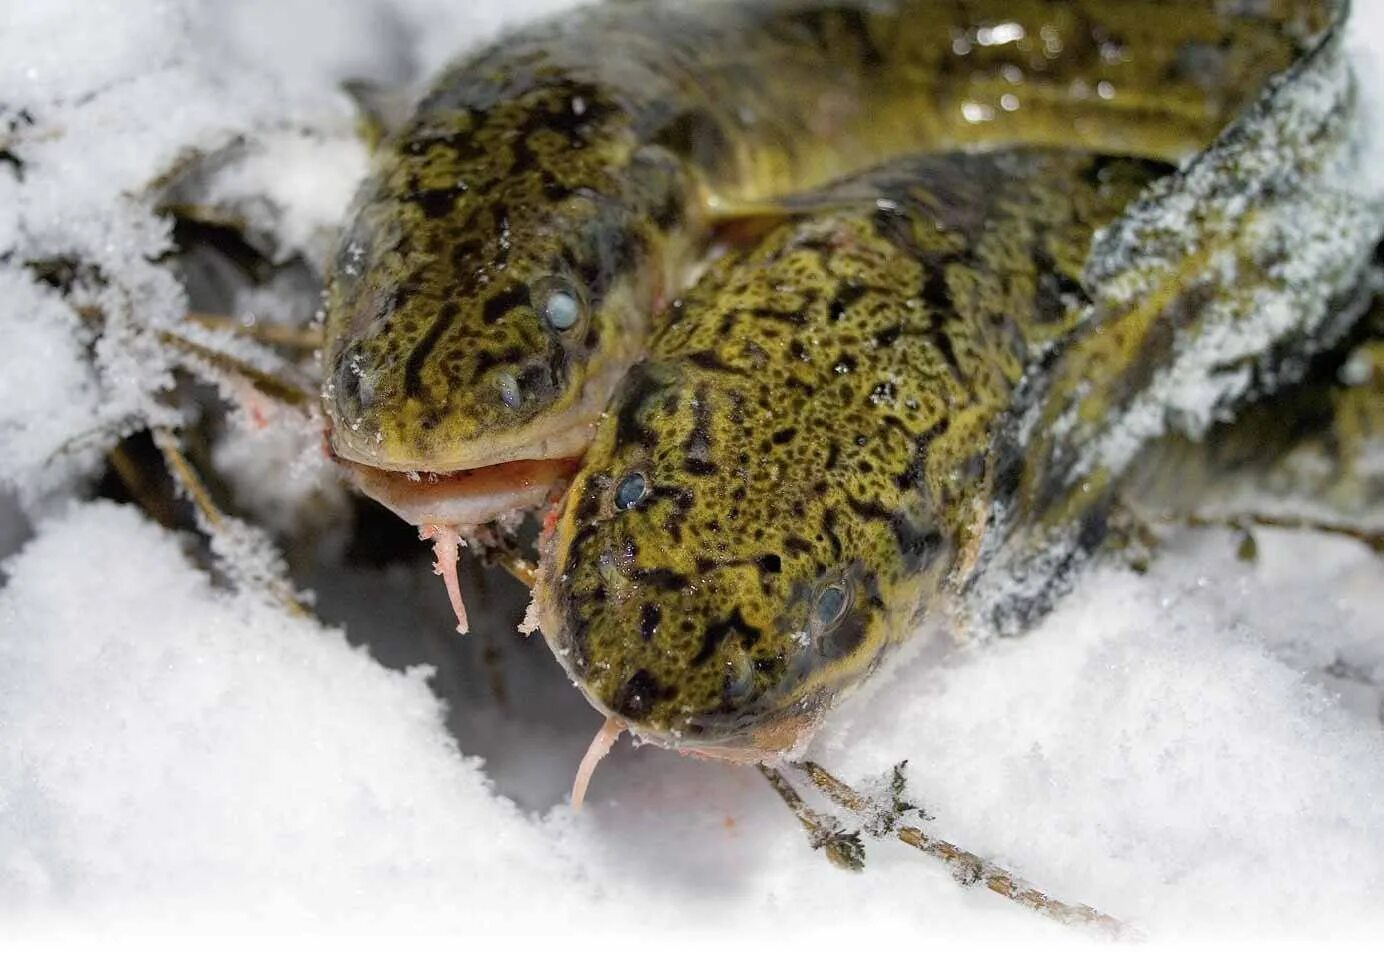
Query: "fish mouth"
553 679 821 764
531 493 820 763
528 577 819 762
326 362 626 527
328 404 600 477
339 455 582 528
326 344 637 526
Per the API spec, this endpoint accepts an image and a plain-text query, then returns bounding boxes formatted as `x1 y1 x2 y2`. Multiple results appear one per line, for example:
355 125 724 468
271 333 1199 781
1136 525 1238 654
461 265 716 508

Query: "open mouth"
340 455 582 528
323 404 600 636
337 453 583 638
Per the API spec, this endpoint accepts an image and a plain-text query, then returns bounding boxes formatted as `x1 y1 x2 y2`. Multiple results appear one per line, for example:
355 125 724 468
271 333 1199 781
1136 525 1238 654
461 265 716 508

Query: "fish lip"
533 619 819 762
556 684 782 760
325 334 638 473
328 411 600 474
588 700 817 763
322 391 592 527
340 455 581 528
626 725 793 763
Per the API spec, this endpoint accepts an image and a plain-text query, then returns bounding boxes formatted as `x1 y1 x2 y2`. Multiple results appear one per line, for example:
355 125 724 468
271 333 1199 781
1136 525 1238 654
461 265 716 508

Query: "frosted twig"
152 426 309 617
152 426 227 531
796 760 908 827
186 311 325 351
188 311 323 350
893 827 1131 938
758 764 865 871
1183 512 1384 555
157 329 315 409
796 761 1131 938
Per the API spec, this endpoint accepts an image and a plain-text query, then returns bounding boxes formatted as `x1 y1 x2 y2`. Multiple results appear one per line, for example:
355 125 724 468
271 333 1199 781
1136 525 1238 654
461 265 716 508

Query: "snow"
195 131 370 266
0 503 588 932
210 406 347 537
0 0 1383 941
818 526 1384 931
1348 0 1384 196
0 272 104 509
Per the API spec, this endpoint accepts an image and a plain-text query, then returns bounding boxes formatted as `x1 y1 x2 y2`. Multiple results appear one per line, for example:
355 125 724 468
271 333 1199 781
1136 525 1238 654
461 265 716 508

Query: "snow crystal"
0 271 104 509
210 409 348 538
195 131 370 267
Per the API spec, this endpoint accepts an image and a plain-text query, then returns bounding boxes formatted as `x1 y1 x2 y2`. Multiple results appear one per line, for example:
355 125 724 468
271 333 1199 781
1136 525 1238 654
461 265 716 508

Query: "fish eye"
813 584 849 629
614 472 648 510
532 277 585 332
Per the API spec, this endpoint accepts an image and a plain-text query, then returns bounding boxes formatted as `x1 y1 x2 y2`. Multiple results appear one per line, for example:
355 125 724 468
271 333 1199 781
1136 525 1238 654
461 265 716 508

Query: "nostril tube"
333 349 367 415
611 669 663 721
495 371 522 409
329 343 384 427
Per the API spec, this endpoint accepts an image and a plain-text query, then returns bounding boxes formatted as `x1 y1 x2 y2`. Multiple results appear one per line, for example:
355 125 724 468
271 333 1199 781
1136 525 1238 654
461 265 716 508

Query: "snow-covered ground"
1 0 1383 941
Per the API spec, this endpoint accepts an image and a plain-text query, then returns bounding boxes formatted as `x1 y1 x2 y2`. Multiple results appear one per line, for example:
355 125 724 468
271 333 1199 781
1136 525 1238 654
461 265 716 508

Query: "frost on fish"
1077 29 1380 468
971 17 1384 635
1126 296 1384 535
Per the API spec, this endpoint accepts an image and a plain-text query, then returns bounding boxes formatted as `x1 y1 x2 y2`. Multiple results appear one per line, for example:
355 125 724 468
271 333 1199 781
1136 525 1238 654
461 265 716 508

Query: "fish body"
320 0 1329 526
537 149 1171 754
535 0 1376 758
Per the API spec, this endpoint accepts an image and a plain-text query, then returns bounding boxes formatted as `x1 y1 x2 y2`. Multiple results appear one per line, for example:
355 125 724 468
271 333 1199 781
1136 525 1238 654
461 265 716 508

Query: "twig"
186 311 325 351
157 329 315 409
152 426 227 530
466 525 541 589
796 761 1132 938
106 442 179 529
491 551 539 588
758 765 865 871
152 426 309 618
1183 512 1383 555
894 826 1128 937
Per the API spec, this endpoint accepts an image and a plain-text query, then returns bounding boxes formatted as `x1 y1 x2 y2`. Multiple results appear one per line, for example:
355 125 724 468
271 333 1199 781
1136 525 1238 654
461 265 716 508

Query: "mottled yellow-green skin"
321 0 1325 476
540 150 1168 751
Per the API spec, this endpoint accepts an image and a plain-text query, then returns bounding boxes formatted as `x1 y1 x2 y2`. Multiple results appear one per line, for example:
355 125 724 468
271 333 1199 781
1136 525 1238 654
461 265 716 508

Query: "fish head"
322 79 692 480
537 359 937 759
